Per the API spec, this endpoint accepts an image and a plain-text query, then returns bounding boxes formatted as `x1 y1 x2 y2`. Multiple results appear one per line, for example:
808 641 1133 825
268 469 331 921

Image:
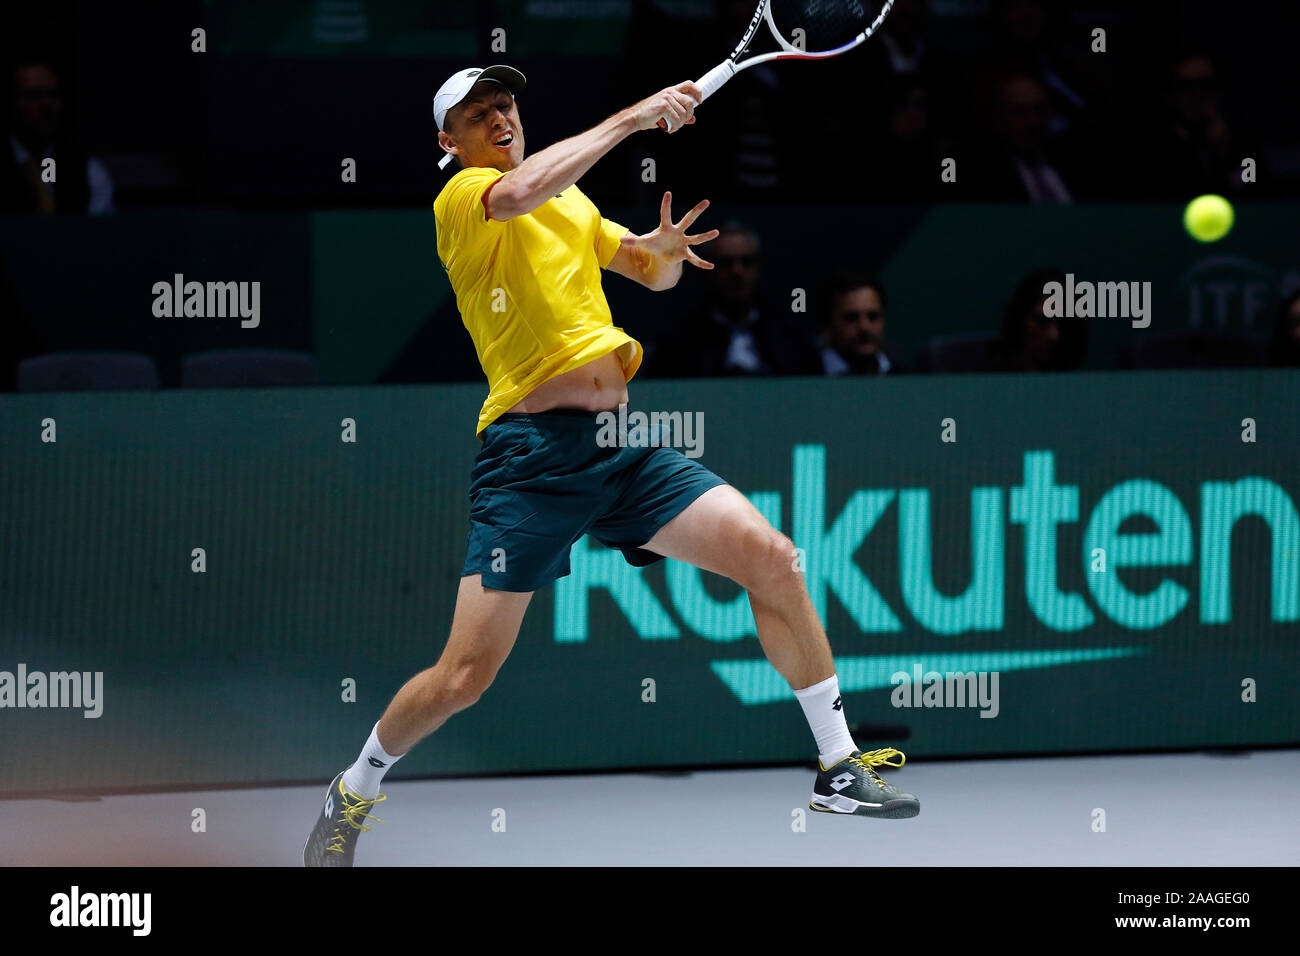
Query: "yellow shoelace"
326 788 388 854
853 748 906 770
850 748 906 787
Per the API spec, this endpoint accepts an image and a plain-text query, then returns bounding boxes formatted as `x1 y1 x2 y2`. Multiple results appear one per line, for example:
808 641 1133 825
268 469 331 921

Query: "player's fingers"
669 90 697 117
679 198 709 229
662 98 686 131
684 229 720 245
685 249 714 269
655 94 678 126
660 191 673 224
678 81 704 104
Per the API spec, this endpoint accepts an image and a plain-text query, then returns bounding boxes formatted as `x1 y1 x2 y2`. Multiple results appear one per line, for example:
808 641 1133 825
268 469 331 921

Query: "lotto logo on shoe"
830 772 855 791
324 791 334 819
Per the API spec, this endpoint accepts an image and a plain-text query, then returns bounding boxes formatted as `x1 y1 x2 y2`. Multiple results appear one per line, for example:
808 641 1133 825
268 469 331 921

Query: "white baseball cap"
434 65 527 170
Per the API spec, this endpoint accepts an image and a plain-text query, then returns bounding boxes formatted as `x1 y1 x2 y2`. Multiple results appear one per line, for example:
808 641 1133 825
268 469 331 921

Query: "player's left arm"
604 192 718 292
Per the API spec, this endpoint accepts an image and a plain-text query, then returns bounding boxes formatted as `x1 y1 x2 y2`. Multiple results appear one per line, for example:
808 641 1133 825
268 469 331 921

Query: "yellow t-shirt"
433 165 643 437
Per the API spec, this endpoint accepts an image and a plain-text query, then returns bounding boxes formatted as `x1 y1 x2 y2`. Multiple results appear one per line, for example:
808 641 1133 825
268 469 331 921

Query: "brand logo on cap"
468 69 481 77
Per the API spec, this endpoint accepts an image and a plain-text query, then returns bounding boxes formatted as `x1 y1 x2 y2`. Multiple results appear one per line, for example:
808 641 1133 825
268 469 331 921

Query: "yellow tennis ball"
1184 194 1234 242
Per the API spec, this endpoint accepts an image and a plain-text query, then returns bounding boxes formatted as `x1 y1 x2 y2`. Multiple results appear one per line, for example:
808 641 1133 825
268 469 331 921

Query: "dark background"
8 0 1296 208
2 0 1299 389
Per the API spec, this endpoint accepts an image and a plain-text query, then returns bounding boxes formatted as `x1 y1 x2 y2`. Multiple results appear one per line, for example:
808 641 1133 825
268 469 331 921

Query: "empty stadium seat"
1118 331 1263 370
180 349 319 387
916 331 1001 373
17 351 160 392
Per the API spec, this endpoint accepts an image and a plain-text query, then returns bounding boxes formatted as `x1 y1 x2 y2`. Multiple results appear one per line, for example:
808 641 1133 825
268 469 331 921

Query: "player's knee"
433 660 497 712
765 532 803 589
736 522 799 593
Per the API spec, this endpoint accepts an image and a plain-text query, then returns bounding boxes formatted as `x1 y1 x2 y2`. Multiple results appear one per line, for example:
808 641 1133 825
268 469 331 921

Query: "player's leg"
362 409 601 771
641 484 831 688
375 573 532 757
338 574 531 798
308 409 619 863
305 575 532 866
362 409 576 771
640 482 919 818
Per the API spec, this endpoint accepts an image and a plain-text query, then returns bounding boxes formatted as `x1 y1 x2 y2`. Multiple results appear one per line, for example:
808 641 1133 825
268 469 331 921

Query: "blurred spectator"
875 0 932 77
1268 290 1300 368
0 59 114 214
985 0 1087 134
966 73 1083 203
791 1 954 203
862 74 952 201
1144 51 1259 199
647 220 818 377
625 0 798 203
990 268 1086 371
817 271 904 375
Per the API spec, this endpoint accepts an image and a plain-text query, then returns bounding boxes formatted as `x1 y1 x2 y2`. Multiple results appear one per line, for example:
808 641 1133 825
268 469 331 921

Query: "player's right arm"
486 82 703 221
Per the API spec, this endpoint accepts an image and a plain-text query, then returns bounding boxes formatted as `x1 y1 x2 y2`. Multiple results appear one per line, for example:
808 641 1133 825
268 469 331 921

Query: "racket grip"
655 60 736 132
695 60 735 101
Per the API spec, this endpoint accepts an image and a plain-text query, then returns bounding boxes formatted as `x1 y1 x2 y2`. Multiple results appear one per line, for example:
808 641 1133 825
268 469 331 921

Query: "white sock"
341 721 403 799
793 674 857 769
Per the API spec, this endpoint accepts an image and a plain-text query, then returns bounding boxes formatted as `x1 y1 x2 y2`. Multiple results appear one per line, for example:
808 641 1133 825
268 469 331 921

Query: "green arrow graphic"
710 647 1148 705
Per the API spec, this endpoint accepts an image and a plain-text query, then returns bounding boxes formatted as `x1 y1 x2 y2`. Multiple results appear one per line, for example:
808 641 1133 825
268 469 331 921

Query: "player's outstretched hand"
631 82 704 133
619 191 719 269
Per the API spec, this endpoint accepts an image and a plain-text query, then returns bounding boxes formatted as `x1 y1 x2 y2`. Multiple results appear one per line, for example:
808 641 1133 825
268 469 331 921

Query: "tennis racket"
656 0 896 132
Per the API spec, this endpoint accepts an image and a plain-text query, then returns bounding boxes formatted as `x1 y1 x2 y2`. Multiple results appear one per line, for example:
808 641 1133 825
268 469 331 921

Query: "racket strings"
769 0 883 53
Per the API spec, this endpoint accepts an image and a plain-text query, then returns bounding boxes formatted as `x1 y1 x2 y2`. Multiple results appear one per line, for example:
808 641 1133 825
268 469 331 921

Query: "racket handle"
655 60 736 132
696 60 736 101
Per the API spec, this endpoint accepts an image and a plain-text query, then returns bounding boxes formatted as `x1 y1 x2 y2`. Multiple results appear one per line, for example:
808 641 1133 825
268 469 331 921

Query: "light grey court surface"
3 751 1296 866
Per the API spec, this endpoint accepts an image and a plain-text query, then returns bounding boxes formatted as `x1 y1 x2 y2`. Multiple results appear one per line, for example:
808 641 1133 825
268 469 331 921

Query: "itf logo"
1180 255 1300 330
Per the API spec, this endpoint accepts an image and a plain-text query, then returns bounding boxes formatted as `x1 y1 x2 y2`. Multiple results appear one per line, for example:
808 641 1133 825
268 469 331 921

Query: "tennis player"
305 64 920 866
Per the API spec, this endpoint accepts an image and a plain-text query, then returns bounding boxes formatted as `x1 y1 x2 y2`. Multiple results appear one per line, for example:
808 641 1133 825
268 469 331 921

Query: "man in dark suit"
817 272 905 376
967 73 1084 203
0 59 114 215
648 220 819 378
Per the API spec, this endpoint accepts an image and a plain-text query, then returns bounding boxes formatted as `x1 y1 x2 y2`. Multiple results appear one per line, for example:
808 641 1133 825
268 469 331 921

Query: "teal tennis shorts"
462 408 727 592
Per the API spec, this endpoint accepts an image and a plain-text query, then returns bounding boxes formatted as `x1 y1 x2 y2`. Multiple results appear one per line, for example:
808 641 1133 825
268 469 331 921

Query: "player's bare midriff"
504 351 629 415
